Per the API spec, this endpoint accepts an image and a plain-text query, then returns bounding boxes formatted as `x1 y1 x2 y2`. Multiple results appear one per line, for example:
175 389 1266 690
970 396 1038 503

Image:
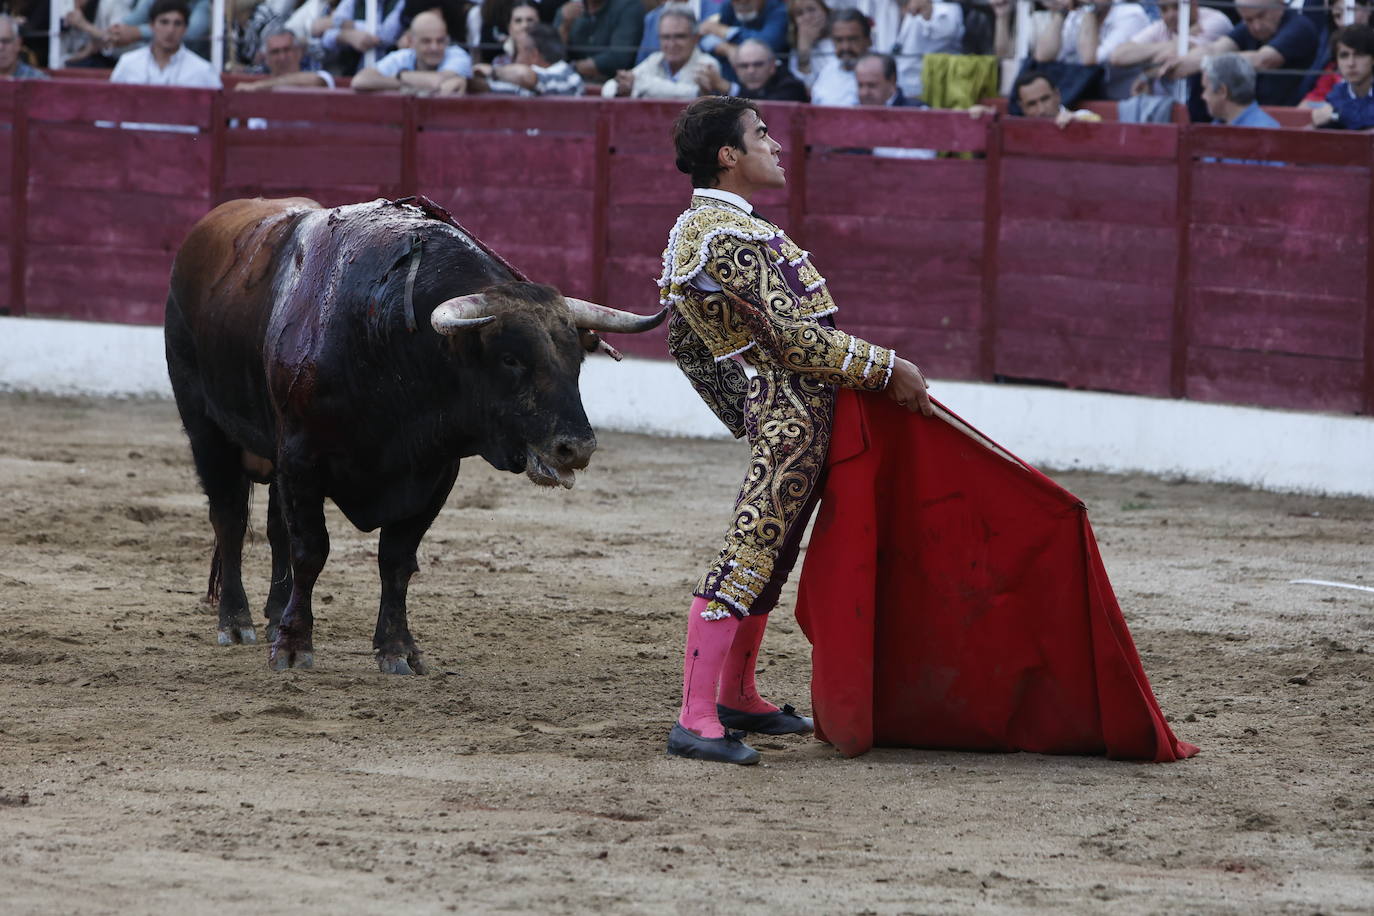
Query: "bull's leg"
269 468 329 671
174 403 256 646
373 464 459 675
262 480 293 643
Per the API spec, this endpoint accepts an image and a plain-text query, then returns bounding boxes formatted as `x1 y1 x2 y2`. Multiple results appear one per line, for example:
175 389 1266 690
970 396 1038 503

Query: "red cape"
794 390 1199 762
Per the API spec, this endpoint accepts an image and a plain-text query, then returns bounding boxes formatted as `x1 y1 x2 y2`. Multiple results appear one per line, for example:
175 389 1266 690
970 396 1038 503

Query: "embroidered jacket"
659 193 895 618
658 198 895 398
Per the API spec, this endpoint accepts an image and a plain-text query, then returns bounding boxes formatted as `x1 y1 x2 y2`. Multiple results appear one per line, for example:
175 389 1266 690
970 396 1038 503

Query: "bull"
164 196 663 674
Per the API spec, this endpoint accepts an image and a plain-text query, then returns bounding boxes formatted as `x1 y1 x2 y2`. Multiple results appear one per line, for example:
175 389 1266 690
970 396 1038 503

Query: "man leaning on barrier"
605 3 720 99
1161 0 1320 107
236 24 337 91
353 9 473 94
1201 51 1280 127
0 13 48 79
473 22 585 95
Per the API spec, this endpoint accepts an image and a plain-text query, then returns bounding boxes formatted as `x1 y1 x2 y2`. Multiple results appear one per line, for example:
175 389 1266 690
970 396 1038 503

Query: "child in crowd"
1312 24 1374 128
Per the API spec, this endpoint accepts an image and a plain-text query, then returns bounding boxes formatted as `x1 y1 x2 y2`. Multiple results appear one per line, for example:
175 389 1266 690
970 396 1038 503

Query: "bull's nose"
552 434 596 470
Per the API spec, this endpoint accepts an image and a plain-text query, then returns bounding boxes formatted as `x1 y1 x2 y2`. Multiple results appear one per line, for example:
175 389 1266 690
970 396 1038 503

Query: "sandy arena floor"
0 392 1370 914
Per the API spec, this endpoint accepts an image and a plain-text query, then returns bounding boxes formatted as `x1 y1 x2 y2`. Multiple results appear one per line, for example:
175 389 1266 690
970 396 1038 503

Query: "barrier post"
978 114 1002 381
400 95 418 196
8 82 29 317
1170 124 1193 399
211 0 225 72
364 0 379 69
1365 141 1374 414
592 103 611 303
48 0 64 69
787 108 807 249
209 88 226 205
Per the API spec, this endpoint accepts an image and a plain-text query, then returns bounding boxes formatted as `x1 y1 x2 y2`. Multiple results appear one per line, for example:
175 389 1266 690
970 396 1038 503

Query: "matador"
661 97 933 765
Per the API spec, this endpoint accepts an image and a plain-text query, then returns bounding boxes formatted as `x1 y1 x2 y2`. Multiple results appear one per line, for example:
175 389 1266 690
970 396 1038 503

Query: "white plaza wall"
3 316 1371 498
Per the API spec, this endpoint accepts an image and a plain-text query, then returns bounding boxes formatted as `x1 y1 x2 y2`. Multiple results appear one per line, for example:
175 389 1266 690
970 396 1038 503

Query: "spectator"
108 0 211 58
235 23 337 89
969 69 1102 126
697 0 787 84
1311 24 1374 128
787 0 832 88
606 4 719 98
700 34 806 98
475 0 540 63
638 0 726 63
810 7 868 105
1034 0 1150 99
285 0 399 76
1302 0 1372 103
1109 0 1231 98
0 13 48 78
854 0 962 101
109 0 221 86
1163 0 1321 107
353 8 472 92
62 0 135 68
556 0 643 82
855 51 936 157
856 49 924 106
1200 51 1279 125
227 0 282 70
475 21 585 93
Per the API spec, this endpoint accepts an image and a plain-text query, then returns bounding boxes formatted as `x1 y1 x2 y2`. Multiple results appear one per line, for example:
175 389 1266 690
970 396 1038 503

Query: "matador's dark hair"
672 96 761 189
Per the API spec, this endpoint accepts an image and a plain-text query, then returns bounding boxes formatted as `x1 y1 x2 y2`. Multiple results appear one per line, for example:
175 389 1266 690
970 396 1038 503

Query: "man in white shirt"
353 9 473 93
109 0 221 88
606 3 718 98
810 8 870 105
1034 0 1149 99
855 0 963 100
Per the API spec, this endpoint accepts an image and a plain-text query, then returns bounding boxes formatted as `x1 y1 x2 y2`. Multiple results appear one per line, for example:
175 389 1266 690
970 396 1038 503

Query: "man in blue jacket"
697 0 787 84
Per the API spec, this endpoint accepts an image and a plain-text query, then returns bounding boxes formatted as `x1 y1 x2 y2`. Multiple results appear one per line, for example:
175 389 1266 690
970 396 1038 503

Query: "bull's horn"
431 295 496 335
565 298 668 334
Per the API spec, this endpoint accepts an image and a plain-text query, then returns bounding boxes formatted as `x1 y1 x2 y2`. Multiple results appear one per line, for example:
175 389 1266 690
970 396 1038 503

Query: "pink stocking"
718 613 778 714
678 596 740 739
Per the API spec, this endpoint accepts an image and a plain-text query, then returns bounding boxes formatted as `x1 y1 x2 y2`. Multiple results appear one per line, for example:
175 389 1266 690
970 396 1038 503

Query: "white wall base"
4 316 1371 498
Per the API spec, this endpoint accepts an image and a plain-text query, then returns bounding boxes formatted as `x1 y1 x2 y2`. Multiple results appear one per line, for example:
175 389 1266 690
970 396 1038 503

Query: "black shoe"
716 703 814 736
666 723 761 765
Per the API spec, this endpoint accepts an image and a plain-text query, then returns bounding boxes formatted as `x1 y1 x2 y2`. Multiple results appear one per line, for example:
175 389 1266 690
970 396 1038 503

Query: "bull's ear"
578 329 624 361
431 295 496 335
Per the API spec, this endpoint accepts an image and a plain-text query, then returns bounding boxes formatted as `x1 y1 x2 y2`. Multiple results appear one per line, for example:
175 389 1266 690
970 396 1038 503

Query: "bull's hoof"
217 626 258 646
377 651 429 676
269 646 314 671
265 623 280 644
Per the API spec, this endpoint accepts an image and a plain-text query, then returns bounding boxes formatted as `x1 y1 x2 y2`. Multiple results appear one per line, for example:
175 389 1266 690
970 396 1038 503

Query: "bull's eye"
501 353 524 371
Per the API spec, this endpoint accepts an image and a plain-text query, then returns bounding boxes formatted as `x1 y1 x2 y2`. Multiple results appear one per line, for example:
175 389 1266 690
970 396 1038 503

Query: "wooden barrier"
2 80 1371 416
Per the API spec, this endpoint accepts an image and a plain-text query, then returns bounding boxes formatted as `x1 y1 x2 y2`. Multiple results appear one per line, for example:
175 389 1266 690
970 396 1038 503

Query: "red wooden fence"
3 80 1372 416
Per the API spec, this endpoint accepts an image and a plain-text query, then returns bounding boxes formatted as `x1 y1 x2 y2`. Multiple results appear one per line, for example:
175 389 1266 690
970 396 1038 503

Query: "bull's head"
430 281 664 489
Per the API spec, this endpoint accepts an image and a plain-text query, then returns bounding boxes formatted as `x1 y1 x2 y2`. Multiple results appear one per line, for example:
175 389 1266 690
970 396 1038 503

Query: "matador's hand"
887 356 933 416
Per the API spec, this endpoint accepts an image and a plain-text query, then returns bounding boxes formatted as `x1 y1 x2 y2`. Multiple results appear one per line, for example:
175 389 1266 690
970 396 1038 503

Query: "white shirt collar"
692 187 752 213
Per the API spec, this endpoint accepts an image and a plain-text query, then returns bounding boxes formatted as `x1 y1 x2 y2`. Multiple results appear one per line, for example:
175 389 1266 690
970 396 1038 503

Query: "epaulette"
657 204 777 302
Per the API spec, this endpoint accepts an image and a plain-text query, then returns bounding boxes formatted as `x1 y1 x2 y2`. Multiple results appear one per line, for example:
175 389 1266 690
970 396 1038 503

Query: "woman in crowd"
474 0 538 61
787 0 831 87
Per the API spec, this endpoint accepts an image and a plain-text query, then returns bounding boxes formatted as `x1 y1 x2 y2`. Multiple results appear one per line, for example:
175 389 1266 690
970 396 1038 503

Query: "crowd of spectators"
0 0 1370 131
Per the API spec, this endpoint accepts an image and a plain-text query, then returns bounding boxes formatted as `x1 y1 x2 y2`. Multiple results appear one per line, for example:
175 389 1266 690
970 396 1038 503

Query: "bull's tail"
204 542 222 607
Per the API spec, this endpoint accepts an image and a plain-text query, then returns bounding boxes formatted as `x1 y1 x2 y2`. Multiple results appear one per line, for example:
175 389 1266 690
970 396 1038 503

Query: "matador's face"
729 110 786 192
